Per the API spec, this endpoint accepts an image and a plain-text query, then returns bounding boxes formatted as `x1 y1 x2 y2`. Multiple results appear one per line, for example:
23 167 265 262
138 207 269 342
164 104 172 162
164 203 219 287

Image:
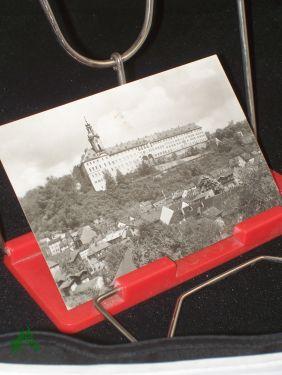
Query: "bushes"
132 217 221 267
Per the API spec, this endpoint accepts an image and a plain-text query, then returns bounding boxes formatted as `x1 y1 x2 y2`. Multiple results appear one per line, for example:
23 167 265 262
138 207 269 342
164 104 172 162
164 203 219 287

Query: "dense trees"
132 217 221 267
237 157 281 219
104 171 116 190
136 161 156 176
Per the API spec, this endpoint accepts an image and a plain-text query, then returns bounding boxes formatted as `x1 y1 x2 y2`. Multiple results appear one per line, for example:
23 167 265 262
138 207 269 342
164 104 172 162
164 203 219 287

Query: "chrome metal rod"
111 52 127 85
93 288 137 342
168 255 282 338
237 0 258 138
38 0 154 69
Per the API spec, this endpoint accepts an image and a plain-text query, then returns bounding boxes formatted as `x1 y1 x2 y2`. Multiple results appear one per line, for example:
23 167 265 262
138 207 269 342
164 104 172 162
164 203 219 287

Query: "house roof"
233 156 243 162
47 260 58 268
53 233 65 240
210 168 233 179
222 206 239 218
139 209 161 224
187 182 196 189
53 269 66 283
214 137 222 145
229 156 244 167
39 238 50 244
153 198 168 207
182 188 198 201
69 269 88 278
74 276 105 294
67 251 80 263
77 225 97 245
160 206 175 225
140 200 152 206
203 206 223 218
104 229 125 242
240 135 253 145
241 152 252 161
87 241 111 257
197 174 211 183
115 248 136 280
118 216 135 227
48 238 61 246
192 190 213 201
60 279 74 289
171 190 183 199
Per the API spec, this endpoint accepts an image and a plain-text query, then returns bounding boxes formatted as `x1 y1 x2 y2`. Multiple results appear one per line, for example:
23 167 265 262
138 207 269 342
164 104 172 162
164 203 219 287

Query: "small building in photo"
48 238 61 255
54 269 67 287
203 206 223 219
73 276 106 296
139 207 162 224
86 241 111 261
210 168 236 190
69 270 90 285
160 206 174 225
139 201 153 213
114 248 136 280
229 155 246 168
240 152 255 164
171 190 183 201
60 279 77 297
47 260 60 276
103 228 127 244
77 225 97 245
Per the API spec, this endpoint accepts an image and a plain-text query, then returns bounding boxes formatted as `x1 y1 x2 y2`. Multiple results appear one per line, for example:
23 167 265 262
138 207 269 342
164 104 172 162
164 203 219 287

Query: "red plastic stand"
4 172 282 334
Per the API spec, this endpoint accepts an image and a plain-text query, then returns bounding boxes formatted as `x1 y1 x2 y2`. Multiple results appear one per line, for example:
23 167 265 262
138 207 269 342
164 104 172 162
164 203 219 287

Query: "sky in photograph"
0 55 247 197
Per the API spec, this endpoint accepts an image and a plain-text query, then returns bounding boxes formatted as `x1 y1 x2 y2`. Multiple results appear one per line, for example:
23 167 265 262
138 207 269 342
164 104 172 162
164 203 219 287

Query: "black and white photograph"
0 55 280 310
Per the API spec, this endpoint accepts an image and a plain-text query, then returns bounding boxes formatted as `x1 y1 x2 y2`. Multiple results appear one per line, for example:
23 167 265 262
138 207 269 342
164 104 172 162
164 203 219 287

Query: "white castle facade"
81 120 207 191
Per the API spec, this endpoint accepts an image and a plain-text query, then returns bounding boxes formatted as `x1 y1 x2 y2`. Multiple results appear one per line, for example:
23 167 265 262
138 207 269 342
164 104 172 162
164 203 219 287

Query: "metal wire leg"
94 256 282 342
168 255 282 338
237 0 258 138
111 52 127 85
93 288 137 343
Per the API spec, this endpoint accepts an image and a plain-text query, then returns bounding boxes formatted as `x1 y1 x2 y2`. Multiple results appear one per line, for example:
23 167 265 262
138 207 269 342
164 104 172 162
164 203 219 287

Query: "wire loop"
38 0 154 69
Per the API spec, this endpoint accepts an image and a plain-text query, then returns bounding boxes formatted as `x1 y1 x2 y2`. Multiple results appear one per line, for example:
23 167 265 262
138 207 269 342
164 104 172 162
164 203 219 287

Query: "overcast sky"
0 55 246 197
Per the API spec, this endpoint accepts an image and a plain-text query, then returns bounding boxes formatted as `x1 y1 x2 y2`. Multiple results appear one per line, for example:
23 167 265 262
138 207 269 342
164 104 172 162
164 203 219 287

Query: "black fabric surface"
1 331 282 364
0 0 281 351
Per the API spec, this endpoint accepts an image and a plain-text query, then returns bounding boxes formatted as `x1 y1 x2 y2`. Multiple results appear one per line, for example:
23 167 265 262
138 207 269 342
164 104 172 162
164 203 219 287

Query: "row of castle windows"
87 141 206 173
86 130 206 171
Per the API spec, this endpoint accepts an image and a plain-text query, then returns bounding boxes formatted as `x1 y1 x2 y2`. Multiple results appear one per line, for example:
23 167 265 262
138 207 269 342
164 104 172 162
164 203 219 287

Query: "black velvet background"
0 0 281 345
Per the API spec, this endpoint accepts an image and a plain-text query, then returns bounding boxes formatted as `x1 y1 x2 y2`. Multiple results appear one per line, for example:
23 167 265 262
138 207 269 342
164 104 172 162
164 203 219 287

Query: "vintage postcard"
0 55 280 309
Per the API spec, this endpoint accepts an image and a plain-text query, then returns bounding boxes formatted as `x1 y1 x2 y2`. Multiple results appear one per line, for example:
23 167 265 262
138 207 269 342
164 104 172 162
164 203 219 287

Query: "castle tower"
84 117 104 154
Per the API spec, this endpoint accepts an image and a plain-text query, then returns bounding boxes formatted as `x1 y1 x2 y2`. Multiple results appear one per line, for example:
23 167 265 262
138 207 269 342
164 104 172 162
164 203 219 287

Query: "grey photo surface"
0 55 280 309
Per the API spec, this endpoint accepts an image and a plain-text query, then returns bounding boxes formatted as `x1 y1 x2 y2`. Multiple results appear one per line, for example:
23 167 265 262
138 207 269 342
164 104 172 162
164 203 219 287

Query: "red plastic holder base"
4 172 282 334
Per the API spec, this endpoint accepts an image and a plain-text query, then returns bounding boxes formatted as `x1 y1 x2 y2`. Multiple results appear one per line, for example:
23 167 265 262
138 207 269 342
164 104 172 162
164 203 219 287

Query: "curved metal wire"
93 288 137 343
38 0 154 69
237 0 257 138
94 256 282 342
111 52 127 85
167 255 282 338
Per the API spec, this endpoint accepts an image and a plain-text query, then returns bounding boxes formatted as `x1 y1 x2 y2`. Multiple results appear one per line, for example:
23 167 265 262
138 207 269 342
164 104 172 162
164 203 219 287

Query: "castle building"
81 120 207 191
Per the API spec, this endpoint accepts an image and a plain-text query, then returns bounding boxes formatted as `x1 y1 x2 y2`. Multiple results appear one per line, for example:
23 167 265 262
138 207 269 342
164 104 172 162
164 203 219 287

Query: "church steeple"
84 117 104 154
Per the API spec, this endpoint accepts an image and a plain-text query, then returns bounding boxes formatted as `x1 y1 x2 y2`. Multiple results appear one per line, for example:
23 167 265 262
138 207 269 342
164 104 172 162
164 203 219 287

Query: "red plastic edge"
3 171 282 334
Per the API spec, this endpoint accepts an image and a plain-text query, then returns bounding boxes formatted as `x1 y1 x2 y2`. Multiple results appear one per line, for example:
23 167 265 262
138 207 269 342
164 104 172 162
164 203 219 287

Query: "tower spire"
84 117 104 154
